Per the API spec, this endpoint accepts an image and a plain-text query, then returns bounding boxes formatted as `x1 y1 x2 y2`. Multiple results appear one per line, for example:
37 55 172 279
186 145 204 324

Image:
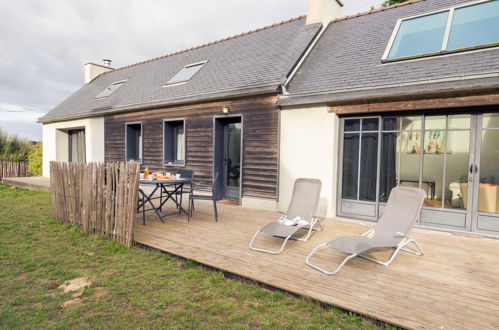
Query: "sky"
0 0 382 141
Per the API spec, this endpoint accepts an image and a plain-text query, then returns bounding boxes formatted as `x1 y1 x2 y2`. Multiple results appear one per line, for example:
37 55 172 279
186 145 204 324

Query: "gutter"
38 85 280 124
278 72 499 105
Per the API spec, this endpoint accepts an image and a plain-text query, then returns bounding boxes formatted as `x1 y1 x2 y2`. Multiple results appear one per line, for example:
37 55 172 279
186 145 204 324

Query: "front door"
214 117 242 201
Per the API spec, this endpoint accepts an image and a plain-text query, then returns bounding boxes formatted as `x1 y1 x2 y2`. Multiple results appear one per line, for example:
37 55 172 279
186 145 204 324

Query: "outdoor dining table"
137 178 191 224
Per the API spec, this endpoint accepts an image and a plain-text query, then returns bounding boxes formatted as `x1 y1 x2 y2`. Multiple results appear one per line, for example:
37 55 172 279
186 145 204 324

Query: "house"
38 0 341 210
278 0 499 236
40 0 499 237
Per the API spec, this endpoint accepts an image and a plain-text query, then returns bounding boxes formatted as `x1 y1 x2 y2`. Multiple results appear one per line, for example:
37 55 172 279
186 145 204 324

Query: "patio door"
470 113 499 235
338 112 499 236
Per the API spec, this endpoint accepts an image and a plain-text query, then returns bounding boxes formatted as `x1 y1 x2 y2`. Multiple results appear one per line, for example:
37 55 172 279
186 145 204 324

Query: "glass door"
471 113 499 234
223 121 241 200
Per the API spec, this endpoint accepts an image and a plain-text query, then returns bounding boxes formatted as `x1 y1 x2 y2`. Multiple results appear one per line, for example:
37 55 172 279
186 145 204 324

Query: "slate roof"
40 17 321 123
280 0 499 106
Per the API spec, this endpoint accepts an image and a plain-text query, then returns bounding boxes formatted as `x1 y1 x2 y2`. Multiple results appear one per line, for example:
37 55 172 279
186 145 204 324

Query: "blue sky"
0 0 382 141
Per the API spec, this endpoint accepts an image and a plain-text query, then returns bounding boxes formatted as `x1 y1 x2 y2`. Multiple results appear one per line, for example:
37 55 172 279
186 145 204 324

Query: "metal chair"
175 169 194 210
187 172 219 222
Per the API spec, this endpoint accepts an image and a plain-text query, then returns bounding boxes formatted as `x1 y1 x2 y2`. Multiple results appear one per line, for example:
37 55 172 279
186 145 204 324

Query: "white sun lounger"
306 186 426 275
249 178 323 254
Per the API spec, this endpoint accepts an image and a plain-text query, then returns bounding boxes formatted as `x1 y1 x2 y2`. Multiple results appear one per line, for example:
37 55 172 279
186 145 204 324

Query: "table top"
139 178 191 185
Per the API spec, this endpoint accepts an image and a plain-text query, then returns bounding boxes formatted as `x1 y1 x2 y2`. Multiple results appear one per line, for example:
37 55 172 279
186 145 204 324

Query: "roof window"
95 81 126 98
384 0 499 61
166 61 206 85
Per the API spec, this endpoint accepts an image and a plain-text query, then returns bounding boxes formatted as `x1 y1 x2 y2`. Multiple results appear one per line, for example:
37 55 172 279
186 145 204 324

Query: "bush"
382 0 410 6
28 142 43 176
0 128 33 162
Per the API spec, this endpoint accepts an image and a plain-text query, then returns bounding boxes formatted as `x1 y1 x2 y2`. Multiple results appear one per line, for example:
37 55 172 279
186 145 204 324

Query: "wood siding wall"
105 94 279 199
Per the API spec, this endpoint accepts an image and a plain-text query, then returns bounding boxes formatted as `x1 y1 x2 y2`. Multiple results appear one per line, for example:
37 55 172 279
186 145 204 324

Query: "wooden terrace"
134 200 499 329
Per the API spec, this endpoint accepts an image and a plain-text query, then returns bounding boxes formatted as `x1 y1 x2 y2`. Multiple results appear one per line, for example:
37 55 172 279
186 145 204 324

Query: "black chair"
187 172 219 222
175 169 194 210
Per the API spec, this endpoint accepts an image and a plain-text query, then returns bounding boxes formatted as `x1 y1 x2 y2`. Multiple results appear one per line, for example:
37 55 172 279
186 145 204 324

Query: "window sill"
164 162 185 167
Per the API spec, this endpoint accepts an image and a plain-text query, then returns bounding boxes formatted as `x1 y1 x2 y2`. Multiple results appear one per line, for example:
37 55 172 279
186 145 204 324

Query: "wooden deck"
134 200 499 329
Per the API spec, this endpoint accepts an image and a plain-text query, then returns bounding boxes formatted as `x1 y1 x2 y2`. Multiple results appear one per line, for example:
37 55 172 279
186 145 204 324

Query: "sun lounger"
306 186 426 275
249 178 322 254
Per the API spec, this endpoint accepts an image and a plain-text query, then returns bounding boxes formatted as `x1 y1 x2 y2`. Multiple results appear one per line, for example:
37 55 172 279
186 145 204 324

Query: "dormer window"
166 61 206 85
96 80 126 98
383 0 499 61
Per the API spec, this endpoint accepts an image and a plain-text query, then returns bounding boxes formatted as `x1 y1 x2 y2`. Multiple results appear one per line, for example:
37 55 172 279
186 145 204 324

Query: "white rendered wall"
279 104 339 218
42 117 105 177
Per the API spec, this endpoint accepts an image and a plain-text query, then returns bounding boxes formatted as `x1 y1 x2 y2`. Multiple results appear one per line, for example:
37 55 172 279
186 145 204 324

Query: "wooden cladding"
329 90 499 115
50 161 139 248
104 94 279 199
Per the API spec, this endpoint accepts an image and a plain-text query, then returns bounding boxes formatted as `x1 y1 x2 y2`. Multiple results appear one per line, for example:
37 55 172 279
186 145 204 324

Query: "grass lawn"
0 185 387 329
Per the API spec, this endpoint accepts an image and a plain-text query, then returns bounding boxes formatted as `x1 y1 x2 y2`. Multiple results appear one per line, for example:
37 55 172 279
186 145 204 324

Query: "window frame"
163 118 186 167
95 80 127 98
125 122 143 164
165 61 207 86
382 0 498 62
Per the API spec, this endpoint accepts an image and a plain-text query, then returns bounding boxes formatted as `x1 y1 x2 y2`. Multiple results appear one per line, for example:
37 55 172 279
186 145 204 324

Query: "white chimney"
84 60 114 84
306 0 343 26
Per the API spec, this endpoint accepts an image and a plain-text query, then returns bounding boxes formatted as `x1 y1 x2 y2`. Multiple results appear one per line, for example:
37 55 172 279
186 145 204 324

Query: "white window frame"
165 60 207 86
382 0 497 62
163 118 186 167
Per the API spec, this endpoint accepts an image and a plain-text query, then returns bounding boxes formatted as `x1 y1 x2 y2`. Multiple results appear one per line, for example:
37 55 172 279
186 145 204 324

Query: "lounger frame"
249 213 324 254
305 224 424 275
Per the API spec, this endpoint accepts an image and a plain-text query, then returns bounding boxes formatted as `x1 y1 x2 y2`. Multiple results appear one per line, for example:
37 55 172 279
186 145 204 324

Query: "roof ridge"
331 0 424 23
109 15 306 73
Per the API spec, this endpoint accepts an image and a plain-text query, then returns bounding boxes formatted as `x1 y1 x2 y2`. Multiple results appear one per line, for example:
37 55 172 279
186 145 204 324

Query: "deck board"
134 200 499 329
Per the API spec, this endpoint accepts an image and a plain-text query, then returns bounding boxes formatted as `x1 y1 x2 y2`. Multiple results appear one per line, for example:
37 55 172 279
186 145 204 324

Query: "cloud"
0 0 379 141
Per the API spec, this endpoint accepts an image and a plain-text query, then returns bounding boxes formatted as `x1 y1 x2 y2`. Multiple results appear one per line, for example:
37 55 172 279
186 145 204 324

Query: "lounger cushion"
327 235 401 255
261 222 307 238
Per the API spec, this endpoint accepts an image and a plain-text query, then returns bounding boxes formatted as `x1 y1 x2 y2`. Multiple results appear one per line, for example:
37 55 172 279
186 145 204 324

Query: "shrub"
28 142 43 176
382 0 410 6
0 128 33 162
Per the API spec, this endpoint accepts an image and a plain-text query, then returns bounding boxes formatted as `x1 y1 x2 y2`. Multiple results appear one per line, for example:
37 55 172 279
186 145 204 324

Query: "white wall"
279 104 339 218
42 117 105 177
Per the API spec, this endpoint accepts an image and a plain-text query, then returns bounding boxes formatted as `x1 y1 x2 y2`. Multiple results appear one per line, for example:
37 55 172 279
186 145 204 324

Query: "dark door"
214 117 242 201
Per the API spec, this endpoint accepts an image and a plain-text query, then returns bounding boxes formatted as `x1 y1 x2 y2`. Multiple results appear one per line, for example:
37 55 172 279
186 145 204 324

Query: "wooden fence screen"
50 161 139 247
0 160 27 181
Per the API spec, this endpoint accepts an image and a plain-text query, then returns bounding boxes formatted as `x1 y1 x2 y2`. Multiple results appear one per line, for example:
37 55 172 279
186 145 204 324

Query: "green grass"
0 185 388 329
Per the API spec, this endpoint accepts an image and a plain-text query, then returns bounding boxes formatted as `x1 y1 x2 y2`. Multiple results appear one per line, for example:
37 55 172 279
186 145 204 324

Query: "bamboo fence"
50 161 139 247
0 160 27 181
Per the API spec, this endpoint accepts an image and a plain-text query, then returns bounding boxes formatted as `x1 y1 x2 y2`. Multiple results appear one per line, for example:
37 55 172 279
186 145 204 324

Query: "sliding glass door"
472 113 499 234
338 111 499 235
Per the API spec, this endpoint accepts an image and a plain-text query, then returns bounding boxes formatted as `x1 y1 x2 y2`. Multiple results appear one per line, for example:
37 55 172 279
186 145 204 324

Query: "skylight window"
166 61 206 85
384 0 499 61
96 81 125 98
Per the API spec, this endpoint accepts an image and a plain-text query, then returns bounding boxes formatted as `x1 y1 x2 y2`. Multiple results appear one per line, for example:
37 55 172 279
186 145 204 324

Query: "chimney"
306 0 343 26
84 60 114 83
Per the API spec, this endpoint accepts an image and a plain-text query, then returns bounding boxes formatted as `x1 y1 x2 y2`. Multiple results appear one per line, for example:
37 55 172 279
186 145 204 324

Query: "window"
126 123 143 163
68 129 86 163
96 81 126 98
384 0 499 60
166 61 206 85
341 118 379 202
164 120 185 165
